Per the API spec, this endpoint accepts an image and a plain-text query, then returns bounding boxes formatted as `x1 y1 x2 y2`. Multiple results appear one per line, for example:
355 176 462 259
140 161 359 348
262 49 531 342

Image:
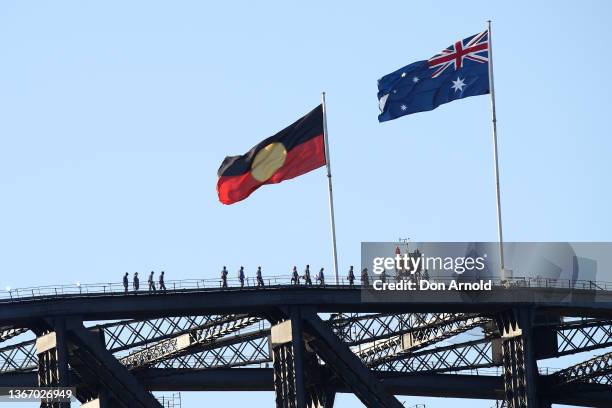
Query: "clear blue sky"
1 1 610 407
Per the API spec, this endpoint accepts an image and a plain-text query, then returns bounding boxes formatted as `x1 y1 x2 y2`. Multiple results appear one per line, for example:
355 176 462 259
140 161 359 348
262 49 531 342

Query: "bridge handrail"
1 275 611 303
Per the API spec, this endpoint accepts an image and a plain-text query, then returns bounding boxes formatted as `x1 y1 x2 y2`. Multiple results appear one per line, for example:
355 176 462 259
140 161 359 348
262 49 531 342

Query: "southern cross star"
451 77 466 92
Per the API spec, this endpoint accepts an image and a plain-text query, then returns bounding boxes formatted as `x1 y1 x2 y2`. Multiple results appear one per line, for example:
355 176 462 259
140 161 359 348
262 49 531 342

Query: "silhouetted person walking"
123 272 129 293
148 271 156 292
303 265 312 285
256 266 264 287
291 266 300 285
133 272 140 291
361 268 369 287
347 266 355 286
221 266 228 288
238 266 245 288
317 268 325 286
159 271 166 291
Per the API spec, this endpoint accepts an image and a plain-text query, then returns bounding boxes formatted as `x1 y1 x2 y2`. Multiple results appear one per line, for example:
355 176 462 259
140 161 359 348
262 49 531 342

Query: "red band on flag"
217 134 325 205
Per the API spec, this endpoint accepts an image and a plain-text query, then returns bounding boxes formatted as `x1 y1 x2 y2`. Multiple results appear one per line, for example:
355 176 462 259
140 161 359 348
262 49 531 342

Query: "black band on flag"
217 105 325 205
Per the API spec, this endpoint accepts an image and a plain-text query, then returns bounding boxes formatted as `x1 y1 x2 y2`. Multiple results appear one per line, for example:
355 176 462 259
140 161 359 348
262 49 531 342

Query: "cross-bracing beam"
156 328 270 369
0 327 28 343
121 315 264 369
101 315 220 352
0 315 221 373
556 319 612 357
554 351 612 385
0 339 37 372
357 315 487 366
374 337 496 373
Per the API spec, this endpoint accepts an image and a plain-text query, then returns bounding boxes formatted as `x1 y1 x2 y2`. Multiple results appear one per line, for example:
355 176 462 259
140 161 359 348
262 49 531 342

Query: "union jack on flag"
428 30 489 78
377 29 492 122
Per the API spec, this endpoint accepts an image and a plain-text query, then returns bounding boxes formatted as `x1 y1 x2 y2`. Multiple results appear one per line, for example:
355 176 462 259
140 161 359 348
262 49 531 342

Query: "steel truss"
0 287 611 407
374 337 496 373
556 318 612 356
0 327 28 342
0 315 221 373
330 313 477 346
357 315 487 366
156 329 270 369
555 351 612 385
121 315 263 369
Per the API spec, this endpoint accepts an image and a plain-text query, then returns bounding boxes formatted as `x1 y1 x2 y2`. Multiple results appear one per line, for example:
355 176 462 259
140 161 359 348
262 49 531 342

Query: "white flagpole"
321 92 340 284
487 21 506 278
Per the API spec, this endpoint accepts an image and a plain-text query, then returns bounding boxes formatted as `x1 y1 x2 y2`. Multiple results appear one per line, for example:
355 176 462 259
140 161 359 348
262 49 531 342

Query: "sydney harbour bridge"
1 275 611 408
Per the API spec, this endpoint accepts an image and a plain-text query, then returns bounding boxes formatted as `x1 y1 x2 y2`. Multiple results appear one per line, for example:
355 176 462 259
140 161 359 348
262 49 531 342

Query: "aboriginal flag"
217 105 326 205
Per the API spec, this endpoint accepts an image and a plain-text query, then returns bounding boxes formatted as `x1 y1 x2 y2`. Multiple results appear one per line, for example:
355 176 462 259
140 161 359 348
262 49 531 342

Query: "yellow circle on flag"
251 142 287 182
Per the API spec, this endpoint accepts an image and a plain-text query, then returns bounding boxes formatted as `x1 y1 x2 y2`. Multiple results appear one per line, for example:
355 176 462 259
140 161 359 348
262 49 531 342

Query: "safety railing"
445 366 562 377
1 274 611 303
155 392 181 408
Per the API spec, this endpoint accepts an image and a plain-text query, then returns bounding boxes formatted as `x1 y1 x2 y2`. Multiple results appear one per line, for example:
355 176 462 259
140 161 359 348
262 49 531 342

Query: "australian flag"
378 30 490 122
